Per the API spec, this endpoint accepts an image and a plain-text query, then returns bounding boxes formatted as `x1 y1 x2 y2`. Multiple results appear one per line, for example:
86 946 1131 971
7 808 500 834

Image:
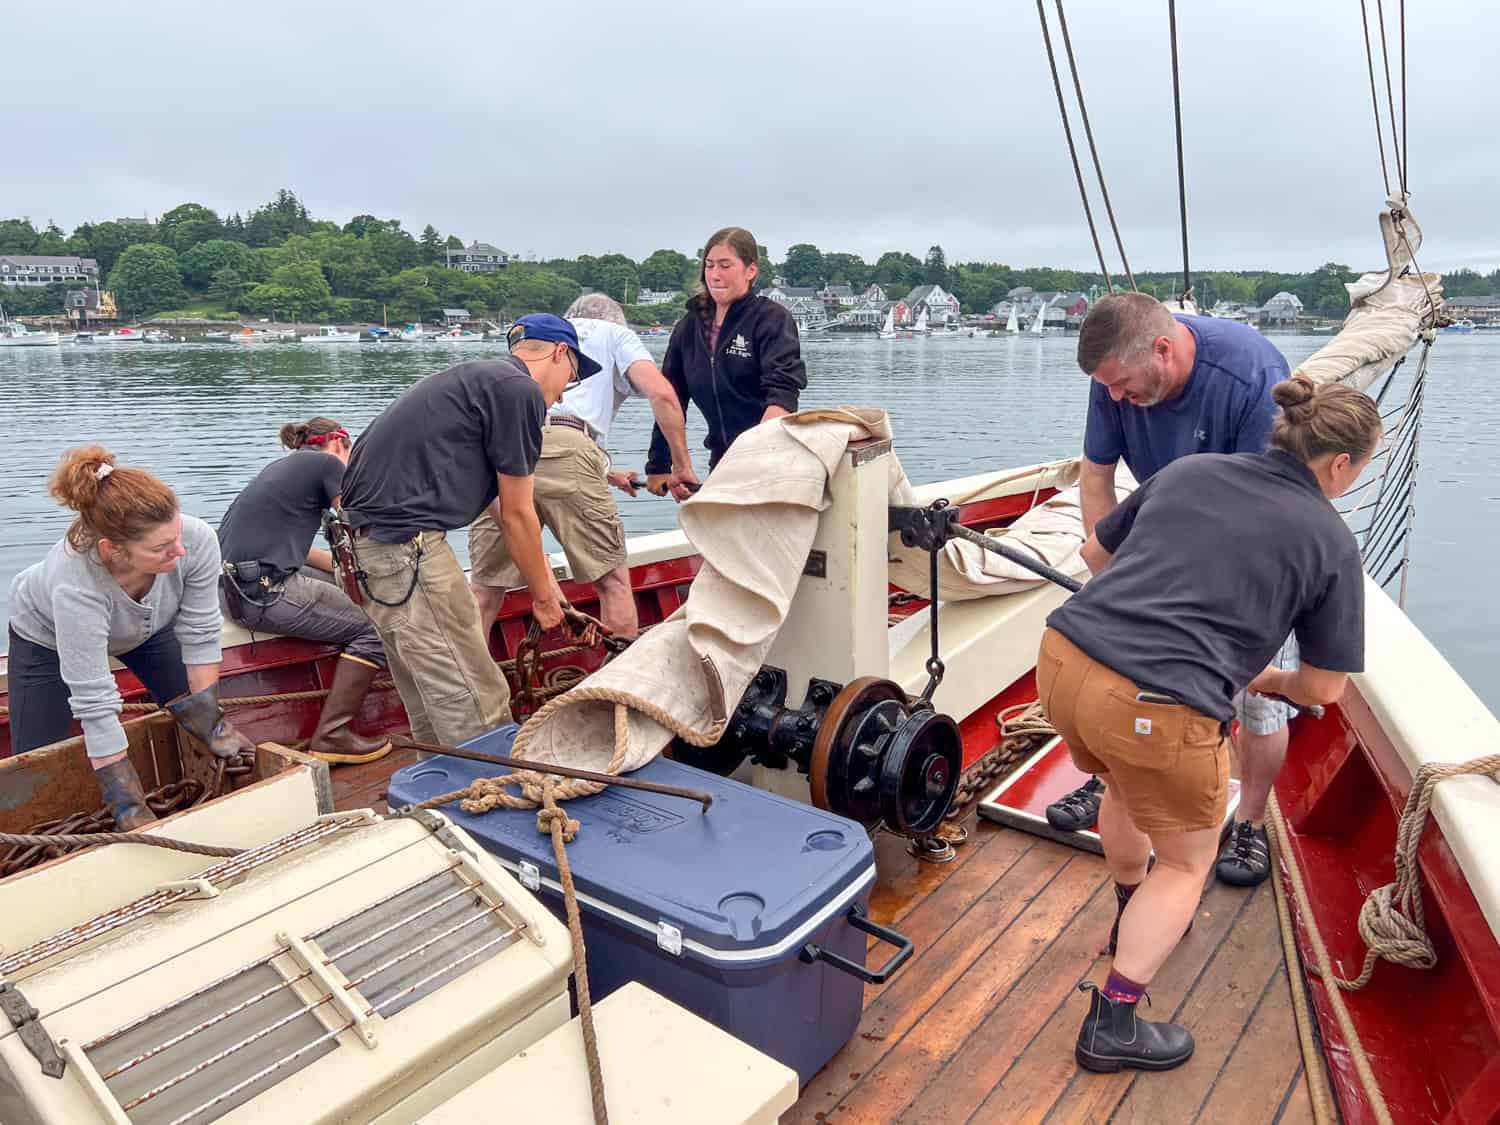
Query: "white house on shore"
900 284 961 326
762 285 830 331
635 288 681 306
1259 291 1304 327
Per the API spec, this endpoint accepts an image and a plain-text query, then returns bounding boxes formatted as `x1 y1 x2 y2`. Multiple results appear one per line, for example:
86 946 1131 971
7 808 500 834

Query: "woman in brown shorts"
1037 375 1381 1074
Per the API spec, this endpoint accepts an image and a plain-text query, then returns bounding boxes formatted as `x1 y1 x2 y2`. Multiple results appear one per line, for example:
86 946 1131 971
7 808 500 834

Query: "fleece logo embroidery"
726 334 752 359
1195 428 1209 443
1134 717 1153 736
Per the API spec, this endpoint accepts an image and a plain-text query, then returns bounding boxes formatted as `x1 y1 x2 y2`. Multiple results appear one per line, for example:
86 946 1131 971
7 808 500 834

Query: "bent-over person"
218 416 391 764
1039 376 1378 1072
335 313 598 748
1048 291 1297 889
7 446 254 827
469 295 697 640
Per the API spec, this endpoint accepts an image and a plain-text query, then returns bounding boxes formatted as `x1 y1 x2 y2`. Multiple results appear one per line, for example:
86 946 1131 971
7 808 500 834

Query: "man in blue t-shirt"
1047 292 1293 888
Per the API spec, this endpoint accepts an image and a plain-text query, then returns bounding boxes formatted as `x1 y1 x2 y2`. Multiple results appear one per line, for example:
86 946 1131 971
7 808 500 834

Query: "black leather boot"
166 684 257 760
93 757 156 830
309 655 392 765
1074 982 1194 1073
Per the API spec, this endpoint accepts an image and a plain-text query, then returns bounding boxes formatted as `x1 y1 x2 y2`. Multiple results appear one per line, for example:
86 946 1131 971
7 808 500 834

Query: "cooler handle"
799 903 913 985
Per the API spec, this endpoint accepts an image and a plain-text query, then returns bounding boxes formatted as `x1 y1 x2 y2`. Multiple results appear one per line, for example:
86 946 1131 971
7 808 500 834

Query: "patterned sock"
1104 969 1147 1005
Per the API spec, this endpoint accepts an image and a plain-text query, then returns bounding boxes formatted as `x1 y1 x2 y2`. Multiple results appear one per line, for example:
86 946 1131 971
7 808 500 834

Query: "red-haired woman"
217 417 389 764
7 447 253 827
643 225 807 497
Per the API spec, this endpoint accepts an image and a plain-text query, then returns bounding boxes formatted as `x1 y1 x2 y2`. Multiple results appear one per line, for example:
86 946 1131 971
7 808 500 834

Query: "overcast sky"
5 1 1493 274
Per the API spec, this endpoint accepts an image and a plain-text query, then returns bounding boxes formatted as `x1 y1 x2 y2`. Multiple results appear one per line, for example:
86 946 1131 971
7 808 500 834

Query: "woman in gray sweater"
7 446 254 827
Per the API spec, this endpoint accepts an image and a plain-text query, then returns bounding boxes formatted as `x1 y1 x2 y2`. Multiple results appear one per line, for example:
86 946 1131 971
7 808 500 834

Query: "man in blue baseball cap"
507 313 603 381
335 311 599 750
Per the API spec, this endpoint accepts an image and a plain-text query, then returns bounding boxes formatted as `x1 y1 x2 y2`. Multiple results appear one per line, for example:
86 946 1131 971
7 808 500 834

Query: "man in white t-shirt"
468 295 697 639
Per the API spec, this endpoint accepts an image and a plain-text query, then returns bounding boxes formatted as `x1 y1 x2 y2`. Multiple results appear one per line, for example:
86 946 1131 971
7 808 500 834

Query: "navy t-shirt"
1084 315 1287 480
219 449 345 579
340 357 546 543
1046 450 1365 722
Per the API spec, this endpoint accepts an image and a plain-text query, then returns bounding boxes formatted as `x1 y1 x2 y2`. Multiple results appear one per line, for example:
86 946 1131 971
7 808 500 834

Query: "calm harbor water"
2 332 1496 711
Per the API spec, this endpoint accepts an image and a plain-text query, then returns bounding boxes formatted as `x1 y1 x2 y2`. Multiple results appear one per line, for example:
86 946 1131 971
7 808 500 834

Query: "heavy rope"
1036 0 1114 291
1167 0 1192 303
412 686 728 817
1266 792 1394 1125
1266 805 1341 1125
1052 0 1136 291
538 779 609 1125
0 830 241 859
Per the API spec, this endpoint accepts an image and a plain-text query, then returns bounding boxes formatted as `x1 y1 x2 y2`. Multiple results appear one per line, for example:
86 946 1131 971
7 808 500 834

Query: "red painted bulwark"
1275 688 1500 1125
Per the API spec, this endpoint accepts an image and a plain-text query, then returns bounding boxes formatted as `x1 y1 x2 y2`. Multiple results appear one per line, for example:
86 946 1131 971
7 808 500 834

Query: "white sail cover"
1293 198 1444 391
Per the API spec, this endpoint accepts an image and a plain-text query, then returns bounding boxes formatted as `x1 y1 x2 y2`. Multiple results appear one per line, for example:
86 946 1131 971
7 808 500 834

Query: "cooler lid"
388 726 875 960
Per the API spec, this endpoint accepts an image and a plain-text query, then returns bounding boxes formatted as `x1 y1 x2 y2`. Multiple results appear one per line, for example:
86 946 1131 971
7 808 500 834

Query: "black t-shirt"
1046 449 1365 721
218 449 345 578
340 357 546 542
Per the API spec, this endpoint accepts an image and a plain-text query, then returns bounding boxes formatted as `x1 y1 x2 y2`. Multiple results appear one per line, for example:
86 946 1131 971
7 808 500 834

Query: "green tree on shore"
108 244 186 316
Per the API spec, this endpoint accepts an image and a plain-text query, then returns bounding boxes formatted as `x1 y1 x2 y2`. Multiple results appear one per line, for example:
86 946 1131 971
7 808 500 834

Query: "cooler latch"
0 981 65 1078
655 922 684 956
518 861 542 891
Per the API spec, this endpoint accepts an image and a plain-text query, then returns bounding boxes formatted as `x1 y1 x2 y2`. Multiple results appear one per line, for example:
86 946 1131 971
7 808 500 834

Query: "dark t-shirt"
218 449 345 578
1046 450 1365 721
340 357 546 542
1084 315 1286 481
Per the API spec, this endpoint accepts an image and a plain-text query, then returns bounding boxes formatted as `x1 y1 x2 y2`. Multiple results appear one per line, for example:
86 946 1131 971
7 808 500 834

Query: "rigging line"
1373 0 1407 193
1400 0 1408 193
1036 0 1115 291
1167 0 1191 302
1053 0 1136 292
1359 0 1393 194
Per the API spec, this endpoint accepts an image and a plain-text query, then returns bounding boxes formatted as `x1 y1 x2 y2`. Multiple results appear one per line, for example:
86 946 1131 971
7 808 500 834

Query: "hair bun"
48 445 116 511
1272 375 1316 414
279 422 310 450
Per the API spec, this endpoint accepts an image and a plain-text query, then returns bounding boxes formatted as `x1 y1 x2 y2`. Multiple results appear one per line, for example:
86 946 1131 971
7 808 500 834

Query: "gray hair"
1076 292 1176 374
565 293 627 326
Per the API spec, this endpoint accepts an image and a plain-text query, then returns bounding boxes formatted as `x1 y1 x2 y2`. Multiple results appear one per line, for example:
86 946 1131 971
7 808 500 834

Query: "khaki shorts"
469 423 626 587
1036 627 1229 834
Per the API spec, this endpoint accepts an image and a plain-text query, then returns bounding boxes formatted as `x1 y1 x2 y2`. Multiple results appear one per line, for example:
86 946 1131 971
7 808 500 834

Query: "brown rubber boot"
93 757 157 830
309 654 393 765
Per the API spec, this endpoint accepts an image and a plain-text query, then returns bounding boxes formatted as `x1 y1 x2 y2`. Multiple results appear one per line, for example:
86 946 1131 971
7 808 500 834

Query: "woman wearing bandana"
217 416 390 764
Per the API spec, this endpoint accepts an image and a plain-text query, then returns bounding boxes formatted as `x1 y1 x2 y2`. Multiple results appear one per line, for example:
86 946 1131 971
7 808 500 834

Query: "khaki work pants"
347 531 512 747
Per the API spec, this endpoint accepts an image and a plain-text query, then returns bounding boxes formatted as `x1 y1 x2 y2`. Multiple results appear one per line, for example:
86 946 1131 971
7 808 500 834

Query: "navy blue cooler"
387 724 912 1084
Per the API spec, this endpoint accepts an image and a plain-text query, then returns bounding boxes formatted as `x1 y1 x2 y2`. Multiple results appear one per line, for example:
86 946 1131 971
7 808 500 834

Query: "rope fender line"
1266 792 1393 1125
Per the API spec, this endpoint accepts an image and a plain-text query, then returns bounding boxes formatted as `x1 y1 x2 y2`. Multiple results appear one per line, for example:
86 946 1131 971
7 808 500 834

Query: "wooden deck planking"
787 830 1062 1123
1105 887 1287 1124
331 745 417 814
789 815 1309 1125
827 853 1107 1123
1194 965 1310 1124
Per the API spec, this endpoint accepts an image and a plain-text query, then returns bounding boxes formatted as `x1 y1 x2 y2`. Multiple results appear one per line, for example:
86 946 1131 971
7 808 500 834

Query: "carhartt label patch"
1134 717 1153 736
726 333 752 358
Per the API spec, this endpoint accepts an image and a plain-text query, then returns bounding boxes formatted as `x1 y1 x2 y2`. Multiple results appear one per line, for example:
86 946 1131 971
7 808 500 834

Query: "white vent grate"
81 864 523 1125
